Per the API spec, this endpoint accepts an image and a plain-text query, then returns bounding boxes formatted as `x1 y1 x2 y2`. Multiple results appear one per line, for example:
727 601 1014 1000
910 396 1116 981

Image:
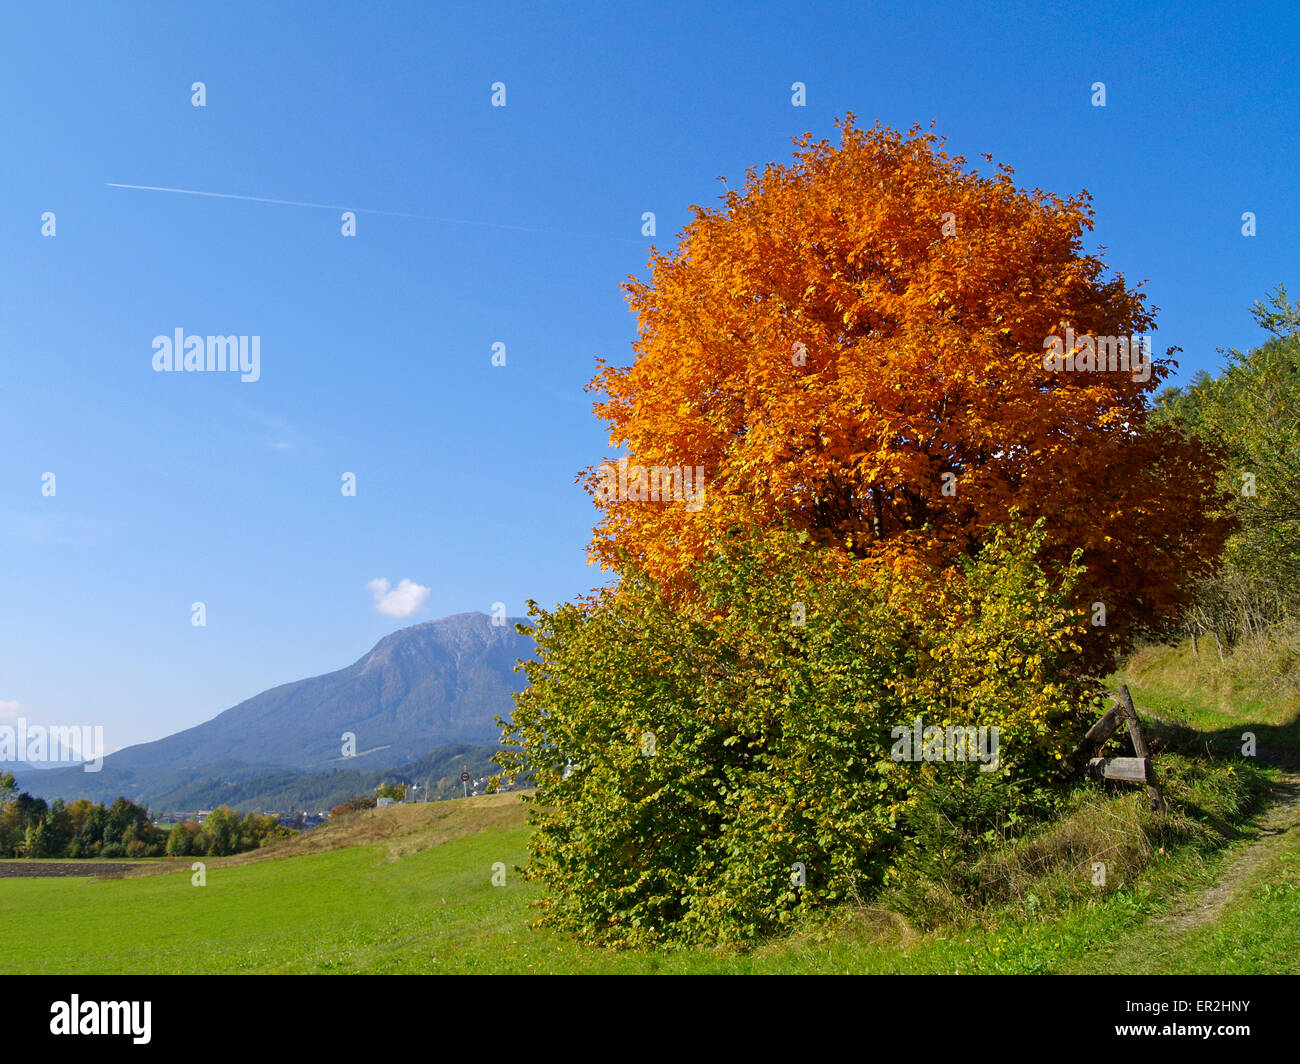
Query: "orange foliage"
585 117 1228 660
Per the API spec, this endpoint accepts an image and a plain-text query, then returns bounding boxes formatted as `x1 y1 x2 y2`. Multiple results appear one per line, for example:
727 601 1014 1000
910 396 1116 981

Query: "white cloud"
367 577 431 618
0 699 20 720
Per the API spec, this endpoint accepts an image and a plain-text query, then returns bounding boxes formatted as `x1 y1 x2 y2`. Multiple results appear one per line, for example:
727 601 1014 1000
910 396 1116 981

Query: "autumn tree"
241 812 291 848
376 781 406 802
203 806 240 857
586 117 1227 664
166 821 204 857
503 119 1234 944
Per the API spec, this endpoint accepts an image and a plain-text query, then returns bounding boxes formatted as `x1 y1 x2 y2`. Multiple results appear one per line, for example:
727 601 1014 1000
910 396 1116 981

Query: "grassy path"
1067 772 1300 973
1067 657 1300 974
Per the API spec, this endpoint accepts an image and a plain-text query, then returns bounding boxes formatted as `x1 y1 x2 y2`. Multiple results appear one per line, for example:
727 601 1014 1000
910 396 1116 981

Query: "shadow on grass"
1141 713 1300 772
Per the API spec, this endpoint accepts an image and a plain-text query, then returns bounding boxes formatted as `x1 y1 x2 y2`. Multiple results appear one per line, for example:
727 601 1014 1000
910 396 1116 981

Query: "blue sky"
1 0 1296 752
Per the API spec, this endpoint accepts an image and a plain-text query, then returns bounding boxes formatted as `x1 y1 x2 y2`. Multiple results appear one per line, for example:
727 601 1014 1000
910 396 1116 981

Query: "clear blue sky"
1 0 1296 752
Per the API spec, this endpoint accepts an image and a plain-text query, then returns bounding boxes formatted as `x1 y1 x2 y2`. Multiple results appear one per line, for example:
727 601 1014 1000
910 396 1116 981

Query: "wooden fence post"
1113 684 1166 814
1057 685 1166 813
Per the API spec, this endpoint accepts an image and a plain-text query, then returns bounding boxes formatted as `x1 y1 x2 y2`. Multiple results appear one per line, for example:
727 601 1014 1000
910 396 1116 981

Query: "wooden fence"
1057 684 1165 813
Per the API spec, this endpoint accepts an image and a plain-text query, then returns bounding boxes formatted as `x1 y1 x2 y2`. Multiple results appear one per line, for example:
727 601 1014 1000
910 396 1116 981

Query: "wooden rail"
1058 684 1166 813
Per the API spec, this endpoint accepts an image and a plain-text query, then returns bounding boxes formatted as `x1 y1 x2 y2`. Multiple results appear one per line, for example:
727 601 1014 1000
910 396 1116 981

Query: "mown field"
2 643 1297 975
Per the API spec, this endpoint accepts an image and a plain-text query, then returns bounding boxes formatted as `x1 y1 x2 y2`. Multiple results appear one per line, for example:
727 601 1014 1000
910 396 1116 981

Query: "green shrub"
498 521 1103 945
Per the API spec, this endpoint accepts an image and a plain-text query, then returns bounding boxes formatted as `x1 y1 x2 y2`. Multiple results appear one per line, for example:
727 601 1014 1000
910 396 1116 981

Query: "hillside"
129 790 532 874
142 744 503 814
12 612 534 807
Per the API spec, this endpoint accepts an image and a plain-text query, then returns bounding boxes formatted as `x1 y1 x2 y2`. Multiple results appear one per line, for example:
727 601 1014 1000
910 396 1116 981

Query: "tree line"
1153 285 1300 653
0 772 288 859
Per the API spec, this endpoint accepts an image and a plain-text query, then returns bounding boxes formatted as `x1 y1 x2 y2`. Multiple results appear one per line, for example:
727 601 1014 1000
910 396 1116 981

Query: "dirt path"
1135 699 1300 936
0 860 146 878
1153 772 1300 935
1076 768 1300 973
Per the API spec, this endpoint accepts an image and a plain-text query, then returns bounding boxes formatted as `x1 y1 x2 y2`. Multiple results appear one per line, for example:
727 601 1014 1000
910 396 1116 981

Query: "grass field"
2 787 1295 974
2 638 1297 974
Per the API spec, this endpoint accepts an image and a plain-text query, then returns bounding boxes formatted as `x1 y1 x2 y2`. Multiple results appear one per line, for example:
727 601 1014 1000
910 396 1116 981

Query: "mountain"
12 612 534 808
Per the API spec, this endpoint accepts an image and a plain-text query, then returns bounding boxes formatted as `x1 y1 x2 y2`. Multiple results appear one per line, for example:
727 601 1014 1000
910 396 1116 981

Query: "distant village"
149 773 504 832
152 809 330 831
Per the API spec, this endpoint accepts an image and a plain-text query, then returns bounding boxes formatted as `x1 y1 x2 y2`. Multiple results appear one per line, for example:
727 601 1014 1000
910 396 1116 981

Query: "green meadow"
3 649 1297 975
1 800 1295 975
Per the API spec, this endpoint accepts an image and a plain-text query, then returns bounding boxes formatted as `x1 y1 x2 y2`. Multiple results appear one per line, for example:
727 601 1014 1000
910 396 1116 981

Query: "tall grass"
1123 624 1300 725
877 754 1271 931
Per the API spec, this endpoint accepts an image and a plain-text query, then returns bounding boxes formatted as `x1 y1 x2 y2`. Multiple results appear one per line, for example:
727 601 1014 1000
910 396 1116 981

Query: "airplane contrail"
105 182 643 243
